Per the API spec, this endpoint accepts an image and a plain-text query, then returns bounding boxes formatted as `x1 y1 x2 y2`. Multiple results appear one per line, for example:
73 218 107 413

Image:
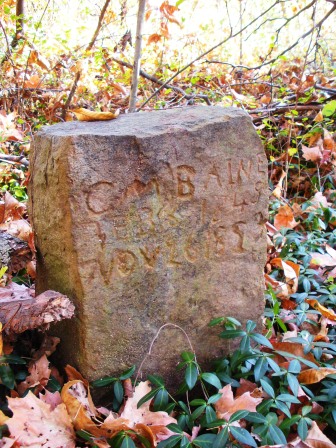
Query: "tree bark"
129 0 146 112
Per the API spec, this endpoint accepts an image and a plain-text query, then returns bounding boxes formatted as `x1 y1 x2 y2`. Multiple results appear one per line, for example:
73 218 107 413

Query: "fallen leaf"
3 191 26 221
272 341 318 366
298 367 336 384
306 192 330 211
306 299 336 321
302 145 323 163
274 205 298 230
314 111 324 122
72 108 119 121
215 384 262 420
0 219 32 242
23 74 43 89
148 33 162 44
39 390 63 410
301 420 335 447
0 287 75 335
271 258 300 295
6 392 75 447
17 354 51 395
0 438 15 447
323 128 336 152
65 364 89 386
272 170 286 198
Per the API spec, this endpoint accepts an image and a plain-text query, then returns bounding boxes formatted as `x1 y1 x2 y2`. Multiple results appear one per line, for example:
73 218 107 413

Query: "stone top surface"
39 106 249 137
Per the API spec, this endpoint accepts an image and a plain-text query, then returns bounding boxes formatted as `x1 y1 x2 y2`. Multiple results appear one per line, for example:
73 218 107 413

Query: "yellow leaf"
314 110 324 122
0 410 8 425
271 170 286 199
274 205 298 230
72 108 119 122
306 299 336 321
298 367 336 384
148 33 162 45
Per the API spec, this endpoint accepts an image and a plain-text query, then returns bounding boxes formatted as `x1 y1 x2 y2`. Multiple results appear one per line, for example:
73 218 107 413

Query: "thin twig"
112 57 211 105
87 0 112 52
129 0 146 112
134 323 196 387
61 0 112 119
138 0 281 110
251 3 336 70
0 154 29 167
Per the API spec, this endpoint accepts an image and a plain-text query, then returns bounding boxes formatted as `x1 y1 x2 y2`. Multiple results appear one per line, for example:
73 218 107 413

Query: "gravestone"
29 106 268 382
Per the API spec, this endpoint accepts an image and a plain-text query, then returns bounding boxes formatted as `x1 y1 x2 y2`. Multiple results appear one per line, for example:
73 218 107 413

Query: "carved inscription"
86 157 265 284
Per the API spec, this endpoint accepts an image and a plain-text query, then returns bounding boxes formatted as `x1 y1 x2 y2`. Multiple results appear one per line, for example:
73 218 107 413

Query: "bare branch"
62 0 112 119
87 0 112 52
251 3 336 70
138 0 281 110
113 57 211 105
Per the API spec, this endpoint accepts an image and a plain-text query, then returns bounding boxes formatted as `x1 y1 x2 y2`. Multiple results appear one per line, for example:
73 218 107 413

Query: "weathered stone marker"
30 106 268 381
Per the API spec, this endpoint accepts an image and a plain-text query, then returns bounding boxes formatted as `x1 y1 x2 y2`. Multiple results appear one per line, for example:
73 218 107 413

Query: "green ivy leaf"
91 376 116 388
0 365 15 389
192 433 217 448
229 426 257 447
114 380 124 404
322 100 336 117
137 387 160 408
201 373 222 390
185 363 198 390
120 435 136 448
298 418 308 441
119 365 136 380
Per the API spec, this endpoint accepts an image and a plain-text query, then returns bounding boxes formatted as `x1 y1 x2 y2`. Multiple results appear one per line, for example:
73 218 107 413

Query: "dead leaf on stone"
215 384 262 420
274 205 298 230
298 367 336 384
72 108 119 121
6 392 75 447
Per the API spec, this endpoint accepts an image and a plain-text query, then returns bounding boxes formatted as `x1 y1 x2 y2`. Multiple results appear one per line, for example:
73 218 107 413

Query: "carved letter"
183 235 199 263
87 182 116 214
139 246 160 268
116 250 137 277
204 165 222 190
177 165 195 199
166 239 182 266
98 248 114 285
